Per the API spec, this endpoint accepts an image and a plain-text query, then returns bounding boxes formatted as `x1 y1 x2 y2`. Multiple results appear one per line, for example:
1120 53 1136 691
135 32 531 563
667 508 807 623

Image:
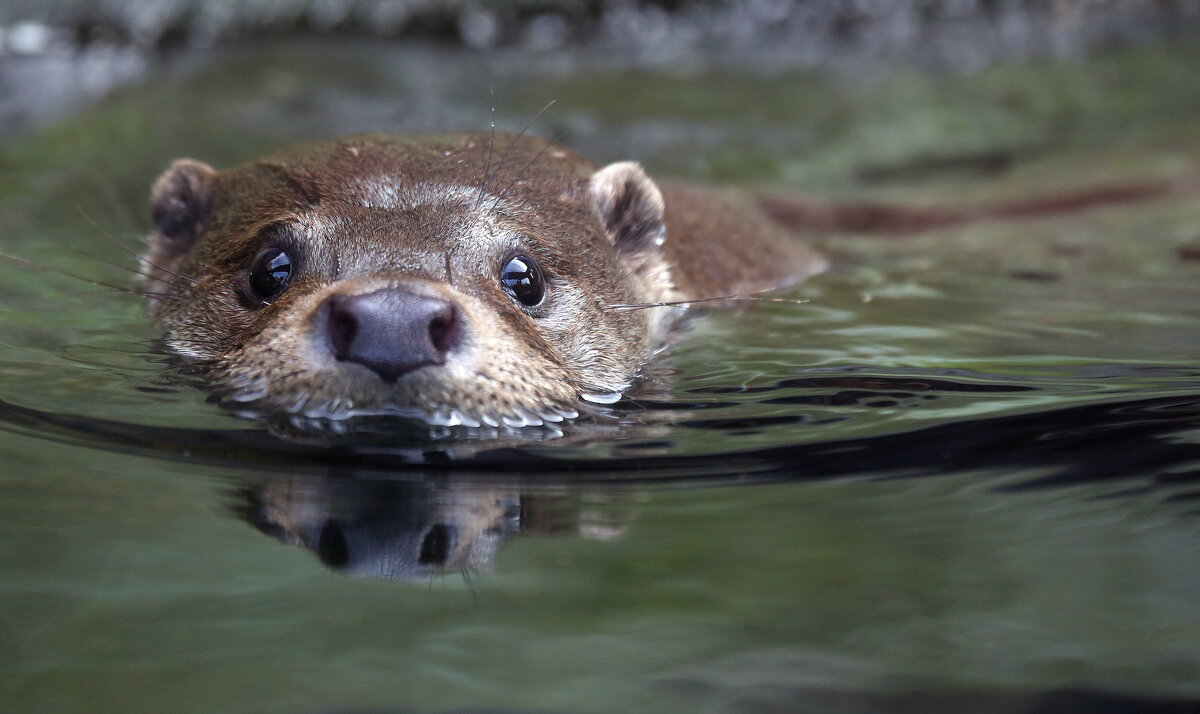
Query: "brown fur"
144 132 826 427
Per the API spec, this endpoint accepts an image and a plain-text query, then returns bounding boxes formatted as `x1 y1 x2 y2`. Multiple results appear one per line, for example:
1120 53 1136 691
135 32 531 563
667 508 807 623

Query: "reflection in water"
236 473 630 581
3 381 1200 488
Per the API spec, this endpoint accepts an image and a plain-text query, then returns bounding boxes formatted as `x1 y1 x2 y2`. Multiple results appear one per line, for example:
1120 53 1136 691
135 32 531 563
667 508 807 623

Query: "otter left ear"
588 162 666 257
149 158 216 258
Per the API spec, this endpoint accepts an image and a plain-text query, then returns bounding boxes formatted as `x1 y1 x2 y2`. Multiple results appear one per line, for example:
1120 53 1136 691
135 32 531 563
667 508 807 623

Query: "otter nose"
321 288 461 383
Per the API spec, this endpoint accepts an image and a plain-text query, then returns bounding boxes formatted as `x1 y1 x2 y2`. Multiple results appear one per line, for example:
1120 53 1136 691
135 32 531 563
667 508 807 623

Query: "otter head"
143 133 677 427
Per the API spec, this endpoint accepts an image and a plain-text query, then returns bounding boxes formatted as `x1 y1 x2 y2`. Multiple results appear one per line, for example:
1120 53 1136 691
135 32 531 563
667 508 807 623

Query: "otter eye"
501 254 545 307
248 247 293 302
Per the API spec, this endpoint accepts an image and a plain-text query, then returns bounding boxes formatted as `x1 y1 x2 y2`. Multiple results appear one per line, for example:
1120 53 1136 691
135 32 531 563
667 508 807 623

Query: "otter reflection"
236 473 630 581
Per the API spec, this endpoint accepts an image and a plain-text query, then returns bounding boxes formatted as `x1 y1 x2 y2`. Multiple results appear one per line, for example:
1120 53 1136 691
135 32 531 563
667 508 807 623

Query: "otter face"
142 134 677 427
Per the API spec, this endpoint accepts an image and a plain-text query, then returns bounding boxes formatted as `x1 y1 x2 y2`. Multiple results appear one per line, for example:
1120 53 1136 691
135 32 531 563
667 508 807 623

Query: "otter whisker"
83 165 145 243
137 255 200 285
141 260 199 287
75 202 138 252
139 256 199 285
461 566 479 604
0 250 185 301
68 248 184 289
482 99 556 197
139 290 190 302
474 86 498 210
491 130 568 212
75 203 200 284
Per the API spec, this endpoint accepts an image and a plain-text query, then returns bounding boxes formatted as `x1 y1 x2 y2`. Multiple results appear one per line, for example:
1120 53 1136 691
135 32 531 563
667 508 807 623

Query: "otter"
144 132 1174 428
143 132 826 428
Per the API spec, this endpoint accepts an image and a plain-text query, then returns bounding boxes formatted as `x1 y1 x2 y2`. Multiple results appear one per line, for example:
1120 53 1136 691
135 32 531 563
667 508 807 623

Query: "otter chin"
142 132 826 428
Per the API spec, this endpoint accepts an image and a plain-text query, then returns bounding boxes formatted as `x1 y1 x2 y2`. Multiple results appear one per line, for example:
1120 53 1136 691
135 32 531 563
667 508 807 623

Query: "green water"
2 39 1200 713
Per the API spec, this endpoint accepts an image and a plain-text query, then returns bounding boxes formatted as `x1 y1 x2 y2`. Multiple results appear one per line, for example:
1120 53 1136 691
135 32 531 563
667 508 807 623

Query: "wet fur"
143 132 826 427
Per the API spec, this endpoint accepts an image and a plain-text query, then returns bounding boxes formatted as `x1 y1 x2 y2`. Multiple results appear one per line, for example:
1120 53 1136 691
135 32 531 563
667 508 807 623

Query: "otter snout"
320 288 461 383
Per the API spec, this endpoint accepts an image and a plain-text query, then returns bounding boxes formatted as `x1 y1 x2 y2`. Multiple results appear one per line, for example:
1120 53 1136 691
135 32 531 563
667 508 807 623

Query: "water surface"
2 38 1200 714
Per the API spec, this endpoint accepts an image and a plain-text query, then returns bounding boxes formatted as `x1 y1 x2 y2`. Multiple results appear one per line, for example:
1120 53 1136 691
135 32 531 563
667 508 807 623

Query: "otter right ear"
588 161 666 258
149 159 215 257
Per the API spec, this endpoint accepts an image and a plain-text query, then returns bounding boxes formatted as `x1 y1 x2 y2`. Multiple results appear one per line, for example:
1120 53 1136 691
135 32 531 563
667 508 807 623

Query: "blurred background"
3 0 1199 136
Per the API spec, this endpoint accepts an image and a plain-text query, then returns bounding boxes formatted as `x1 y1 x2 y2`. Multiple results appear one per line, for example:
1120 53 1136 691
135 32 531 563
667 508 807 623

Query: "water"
2 38 1200 713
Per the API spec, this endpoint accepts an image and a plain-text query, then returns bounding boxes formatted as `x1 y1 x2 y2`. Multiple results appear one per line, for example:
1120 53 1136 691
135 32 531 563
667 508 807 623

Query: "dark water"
2 38 1200 713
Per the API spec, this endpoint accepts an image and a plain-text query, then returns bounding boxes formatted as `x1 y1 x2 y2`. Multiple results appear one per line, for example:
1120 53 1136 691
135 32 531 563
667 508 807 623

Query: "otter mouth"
272 404 585 436
211 364 587 433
